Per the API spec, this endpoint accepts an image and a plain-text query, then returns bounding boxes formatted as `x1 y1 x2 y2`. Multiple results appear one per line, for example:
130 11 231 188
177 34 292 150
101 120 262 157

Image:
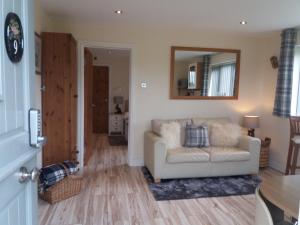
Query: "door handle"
18 167 40 183
92 104 96 108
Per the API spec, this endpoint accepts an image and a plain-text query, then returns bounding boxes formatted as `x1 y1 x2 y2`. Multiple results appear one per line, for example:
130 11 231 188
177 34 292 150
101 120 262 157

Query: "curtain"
201 55 211 96
208 63 236 96
209 67 219 96
273 28 297 118
219 64 235 96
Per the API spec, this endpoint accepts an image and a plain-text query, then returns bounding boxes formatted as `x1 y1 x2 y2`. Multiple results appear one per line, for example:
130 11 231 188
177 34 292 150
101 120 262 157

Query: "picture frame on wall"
35 32 42 75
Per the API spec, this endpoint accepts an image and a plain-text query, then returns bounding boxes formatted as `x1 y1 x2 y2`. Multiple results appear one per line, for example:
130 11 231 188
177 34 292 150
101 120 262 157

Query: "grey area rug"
108 136 128 146
142 167 261 201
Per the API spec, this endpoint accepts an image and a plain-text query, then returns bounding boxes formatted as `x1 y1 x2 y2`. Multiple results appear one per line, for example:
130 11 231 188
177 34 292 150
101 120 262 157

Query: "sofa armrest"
144 131 167 179
238 135 261 173
239 135 261 153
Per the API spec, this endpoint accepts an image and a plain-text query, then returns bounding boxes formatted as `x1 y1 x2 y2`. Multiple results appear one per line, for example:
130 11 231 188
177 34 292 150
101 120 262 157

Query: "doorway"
83 46 131 165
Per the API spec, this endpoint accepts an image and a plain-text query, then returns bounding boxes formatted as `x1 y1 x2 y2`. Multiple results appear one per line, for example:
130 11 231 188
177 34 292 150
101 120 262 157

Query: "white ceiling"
41 0 300 34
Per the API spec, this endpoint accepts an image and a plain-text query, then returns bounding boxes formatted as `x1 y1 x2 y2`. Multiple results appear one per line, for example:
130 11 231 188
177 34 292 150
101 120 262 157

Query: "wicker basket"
39 164 83 204
260 137 271 168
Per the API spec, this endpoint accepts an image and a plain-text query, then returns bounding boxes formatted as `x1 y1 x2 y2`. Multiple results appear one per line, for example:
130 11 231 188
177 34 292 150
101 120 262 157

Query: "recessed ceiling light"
240 20 247 25
115 10 123 15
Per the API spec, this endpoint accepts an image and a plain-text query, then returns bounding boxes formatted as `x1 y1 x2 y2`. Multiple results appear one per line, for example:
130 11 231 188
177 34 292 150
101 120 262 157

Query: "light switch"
141 82 147 88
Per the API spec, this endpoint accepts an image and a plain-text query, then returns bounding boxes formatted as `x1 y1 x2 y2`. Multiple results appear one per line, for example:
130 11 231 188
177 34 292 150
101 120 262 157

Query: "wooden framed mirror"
170 46 241 100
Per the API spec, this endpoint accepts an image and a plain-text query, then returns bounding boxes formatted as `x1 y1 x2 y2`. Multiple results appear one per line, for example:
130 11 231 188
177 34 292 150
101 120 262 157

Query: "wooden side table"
260 137 271 168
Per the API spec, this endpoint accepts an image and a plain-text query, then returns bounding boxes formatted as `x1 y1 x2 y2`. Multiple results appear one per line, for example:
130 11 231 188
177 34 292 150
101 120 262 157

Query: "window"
291 46 300 115
188 66 197 89
208 63 236 96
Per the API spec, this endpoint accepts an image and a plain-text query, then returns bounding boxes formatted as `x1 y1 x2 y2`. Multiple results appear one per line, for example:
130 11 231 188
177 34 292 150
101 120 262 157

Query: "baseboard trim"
128 158 144 167
268 159 285 173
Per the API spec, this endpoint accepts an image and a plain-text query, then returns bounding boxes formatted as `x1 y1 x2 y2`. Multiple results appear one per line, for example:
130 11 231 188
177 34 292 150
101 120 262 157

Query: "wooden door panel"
42 33 70 165
69 36 78 160
42 33 77 166
84 49 94 164
93 66 109 133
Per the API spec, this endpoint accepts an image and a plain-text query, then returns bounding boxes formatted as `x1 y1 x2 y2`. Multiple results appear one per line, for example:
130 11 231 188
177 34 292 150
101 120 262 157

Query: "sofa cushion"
210 123 242 147
161 122 181 149
167 147 210 163
152 118 192 146
184 124 210 147
207 147 250 162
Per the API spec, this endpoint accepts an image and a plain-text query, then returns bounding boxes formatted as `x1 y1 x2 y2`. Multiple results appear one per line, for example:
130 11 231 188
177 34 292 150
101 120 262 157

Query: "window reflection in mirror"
171 47 240 99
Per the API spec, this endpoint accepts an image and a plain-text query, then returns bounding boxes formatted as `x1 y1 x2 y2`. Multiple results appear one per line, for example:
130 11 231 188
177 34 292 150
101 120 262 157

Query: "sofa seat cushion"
208 147 250 162
167 147 210 164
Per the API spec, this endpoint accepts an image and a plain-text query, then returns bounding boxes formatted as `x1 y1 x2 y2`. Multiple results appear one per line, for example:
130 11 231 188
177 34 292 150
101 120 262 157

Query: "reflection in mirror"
171 47 240 99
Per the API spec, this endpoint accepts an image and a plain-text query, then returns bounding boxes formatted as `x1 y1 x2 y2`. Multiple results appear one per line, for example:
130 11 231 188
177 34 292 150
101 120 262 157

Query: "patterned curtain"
273 28 297 118
201 55 211 96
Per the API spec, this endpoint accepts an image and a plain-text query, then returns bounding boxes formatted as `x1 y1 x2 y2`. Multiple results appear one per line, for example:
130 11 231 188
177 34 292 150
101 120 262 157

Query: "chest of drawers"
109 114 123 135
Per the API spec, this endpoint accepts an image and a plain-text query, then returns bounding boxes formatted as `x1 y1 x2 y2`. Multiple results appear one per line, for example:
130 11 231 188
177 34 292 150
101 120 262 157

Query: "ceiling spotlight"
240 20 247 25
115 10 123 15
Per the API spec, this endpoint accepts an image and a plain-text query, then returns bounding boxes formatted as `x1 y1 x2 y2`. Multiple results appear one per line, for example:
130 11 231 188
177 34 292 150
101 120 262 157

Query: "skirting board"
268 159 285 173
129 158 144 167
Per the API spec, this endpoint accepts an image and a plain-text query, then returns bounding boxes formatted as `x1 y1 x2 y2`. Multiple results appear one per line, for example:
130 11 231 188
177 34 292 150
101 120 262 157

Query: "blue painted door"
0 0 38 225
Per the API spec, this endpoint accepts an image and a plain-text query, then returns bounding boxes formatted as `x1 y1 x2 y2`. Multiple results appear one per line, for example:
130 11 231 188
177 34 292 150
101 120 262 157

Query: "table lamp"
113 96 123 114
243 115 260 137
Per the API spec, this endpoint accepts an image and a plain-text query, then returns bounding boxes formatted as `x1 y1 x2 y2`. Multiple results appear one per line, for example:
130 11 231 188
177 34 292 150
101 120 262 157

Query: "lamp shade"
113 96 123 104
243 116 260 129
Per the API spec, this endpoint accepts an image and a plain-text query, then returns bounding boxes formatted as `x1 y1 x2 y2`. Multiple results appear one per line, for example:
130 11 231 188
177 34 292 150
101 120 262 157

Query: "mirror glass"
171 47 240 99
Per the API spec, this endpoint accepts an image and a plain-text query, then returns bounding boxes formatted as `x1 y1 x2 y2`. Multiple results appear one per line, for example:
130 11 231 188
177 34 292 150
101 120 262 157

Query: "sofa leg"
154 179 161 183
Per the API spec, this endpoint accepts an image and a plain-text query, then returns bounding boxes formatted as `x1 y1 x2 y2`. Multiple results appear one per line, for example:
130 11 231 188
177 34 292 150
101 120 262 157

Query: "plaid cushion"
39 161 78 193
184 124 210 148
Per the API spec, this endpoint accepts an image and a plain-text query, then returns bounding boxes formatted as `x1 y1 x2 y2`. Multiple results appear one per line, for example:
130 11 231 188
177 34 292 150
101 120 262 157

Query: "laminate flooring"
39 135 282 225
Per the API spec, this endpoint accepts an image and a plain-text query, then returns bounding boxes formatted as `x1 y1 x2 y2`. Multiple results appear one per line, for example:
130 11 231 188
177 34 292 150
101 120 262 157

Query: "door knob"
92 104 96 108
18 167 40 183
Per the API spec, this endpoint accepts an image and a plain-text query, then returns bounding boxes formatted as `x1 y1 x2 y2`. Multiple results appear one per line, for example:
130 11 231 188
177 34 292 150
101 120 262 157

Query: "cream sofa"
144 117 261 182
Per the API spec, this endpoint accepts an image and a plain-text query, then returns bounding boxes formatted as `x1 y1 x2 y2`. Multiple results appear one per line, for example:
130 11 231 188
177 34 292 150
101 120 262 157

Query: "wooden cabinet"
42 32 78 166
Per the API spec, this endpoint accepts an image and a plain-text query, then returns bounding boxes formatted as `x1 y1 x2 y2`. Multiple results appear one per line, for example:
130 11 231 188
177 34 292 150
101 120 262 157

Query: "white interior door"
0 0 39 225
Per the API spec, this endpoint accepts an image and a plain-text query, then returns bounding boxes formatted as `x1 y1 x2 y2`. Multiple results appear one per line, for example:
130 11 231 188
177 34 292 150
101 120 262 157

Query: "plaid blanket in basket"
39 161 78 193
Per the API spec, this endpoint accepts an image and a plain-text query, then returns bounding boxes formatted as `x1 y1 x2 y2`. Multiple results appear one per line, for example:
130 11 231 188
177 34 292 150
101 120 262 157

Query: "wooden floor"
39 135 282 225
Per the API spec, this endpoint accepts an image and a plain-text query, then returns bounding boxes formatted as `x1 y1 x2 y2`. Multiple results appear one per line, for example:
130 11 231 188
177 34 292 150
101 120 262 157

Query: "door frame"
78 41 136 167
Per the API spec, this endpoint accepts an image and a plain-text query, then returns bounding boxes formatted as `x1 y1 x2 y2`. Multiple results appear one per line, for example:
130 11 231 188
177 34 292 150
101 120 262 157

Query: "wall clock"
4 12 24 63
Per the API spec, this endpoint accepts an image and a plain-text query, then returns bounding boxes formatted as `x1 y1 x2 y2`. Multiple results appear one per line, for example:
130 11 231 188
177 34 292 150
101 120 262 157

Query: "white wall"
259 34 288 172
39 17 287 168
259 32 300 173
53 23 269 165
91 51 130 113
